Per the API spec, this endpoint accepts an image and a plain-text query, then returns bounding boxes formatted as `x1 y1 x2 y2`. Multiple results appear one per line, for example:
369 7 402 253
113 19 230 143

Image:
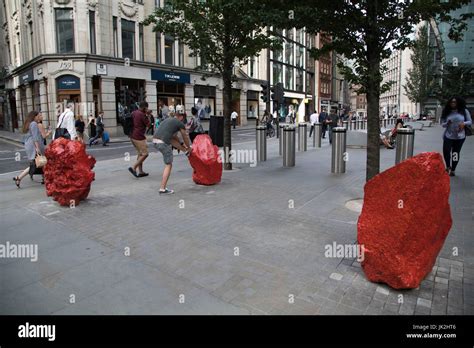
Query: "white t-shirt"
55 108 77 140
231 111 238 120
310 113 319 125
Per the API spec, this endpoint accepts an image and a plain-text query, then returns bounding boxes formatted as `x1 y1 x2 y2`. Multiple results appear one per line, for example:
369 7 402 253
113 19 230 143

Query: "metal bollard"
395 128 415 165
363 120 367 130
351 119 356 131
331 127 347 174
342 120 348 130
383 119 387 128
283 126 296 167
358 119 363 130
256 125 267 162
298 123 307 152
313 123 322 148
279 124 286 156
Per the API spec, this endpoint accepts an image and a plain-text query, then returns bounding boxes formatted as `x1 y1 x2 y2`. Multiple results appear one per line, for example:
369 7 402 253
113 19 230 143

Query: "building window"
296 45 304 68
249 56 255 78
89 10 96 54
121 19 135 59
113 16 118 57
178 42 184 66
139 24 144 60
155 32 161 63
285 41 294 65
296 69 304 92
164 34 174 65
285 66 293 90
55 8 74 53
29 22 34 59
273 63 283 84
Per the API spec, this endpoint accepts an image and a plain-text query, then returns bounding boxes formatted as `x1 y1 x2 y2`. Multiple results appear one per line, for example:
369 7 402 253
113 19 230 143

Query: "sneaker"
449 171 455 177
138 172 149 177
159 188 174 195
128 167 138 178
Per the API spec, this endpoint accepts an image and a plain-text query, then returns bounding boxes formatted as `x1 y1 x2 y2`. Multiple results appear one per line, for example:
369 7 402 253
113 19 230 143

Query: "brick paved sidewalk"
0 125 472 315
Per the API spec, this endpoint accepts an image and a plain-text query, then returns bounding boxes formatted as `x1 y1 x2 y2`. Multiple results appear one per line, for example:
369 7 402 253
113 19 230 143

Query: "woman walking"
441 97 472 177
75 114 86 143
13 111 45 188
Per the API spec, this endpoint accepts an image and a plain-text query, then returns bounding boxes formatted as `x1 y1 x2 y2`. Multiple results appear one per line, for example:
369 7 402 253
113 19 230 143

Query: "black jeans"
443 137 465 171
309 125 314 137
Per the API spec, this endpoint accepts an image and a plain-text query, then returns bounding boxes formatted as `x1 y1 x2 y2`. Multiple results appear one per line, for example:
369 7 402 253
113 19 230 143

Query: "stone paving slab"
0 125 472 315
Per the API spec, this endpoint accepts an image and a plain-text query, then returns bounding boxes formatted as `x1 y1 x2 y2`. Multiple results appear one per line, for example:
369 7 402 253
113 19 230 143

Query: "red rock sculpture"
188 134 222 185
44 138 96 206
357 152 452 289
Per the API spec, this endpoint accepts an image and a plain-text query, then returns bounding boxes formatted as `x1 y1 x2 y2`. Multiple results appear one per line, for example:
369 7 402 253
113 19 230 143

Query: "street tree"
266 0 472 181
404 24 436 115
432 64 474 103
144 0 280 170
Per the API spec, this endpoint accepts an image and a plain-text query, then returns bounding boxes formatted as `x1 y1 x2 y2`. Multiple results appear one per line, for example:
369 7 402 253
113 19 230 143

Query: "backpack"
121 113 134 136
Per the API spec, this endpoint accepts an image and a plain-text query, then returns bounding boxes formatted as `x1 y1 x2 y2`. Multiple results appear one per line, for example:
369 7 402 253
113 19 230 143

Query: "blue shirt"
442 110 472 140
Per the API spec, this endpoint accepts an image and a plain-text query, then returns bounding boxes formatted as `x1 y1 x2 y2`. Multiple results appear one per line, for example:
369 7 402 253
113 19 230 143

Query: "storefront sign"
151 69 190 84
57 75 80 90
20 69 34 85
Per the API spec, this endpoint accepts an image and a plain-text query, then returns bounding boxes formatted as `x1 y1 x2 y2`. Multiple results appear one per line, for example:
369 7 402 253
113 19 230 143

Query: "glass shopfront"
151 69 190 115
115 77 146 121
247 90 259 119
194 85 216 119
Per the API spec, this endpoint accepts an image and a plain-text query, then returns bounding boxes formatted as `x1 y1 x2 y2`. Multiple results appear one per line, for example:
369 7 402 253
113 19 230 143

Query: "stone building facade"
0 0 334 134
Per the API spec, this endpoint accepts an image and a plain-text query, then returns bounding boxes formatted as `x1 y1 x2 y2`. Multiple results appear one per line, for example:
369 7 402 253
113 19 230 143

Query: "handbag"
54 112 71 140
35 153 47 168
464 110 472 136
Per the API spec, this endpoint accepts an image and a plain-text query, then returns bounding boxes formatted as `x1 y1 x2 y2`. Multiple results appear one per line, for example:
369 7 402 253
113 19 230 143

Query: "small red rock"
357 152 452 289
44 138 96 206
188 134 222 185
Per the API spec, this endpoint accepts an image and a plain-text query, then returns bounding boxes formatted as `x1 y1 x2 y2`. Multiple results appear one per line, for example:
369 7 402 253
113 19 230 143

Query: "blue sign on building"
57 75 80 90
151 69 190 84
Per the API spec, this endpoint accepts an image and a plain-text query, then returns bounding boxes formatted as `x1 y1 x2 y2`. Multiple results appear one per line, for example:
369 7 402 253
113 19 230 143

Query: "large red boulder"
357 152 452 289
188 134 222 185
44 138 96 206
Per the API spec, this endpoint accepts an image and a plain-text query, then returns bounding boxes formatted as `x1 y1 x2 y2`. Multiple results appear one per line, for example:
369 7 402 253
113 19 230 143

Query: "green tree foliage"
432 64 474 103
404 24 436 113
266 0 472 181
144 0 281 170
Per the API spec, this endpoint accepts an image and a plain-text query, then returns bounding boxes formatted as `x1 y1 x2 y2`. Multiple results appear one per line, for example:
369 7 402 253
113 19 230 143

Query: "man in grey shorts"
153 110 191 194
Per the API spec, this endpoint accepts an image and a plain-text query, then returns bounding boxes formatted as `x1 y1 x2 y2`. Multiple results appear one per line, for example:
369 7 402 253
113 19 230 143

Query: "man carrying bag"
54 102 77 141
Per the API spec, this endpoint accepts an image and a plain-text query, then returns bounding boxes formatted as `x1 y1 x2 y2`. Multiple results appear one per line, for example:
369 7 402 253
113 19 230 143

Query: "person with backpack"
186 106 204 143
441 96 472 177
128 101 151 178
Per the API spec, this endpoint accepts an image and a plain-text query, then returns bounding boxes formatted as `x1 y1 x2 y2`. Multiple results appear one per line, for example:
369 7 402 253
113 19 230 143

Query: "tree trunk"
365 0 381 182
222 64 233 170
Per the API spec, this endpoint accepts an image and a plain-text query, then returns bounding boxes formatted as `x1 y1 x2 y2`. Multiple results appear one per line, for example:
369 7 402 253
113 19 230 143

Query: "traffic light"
260 82 269 103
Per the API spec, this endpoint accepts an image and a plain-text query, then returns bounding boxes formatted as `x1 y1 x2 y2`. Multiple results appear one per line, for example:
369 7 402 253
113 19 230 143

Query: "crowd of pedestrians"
12 96 471 193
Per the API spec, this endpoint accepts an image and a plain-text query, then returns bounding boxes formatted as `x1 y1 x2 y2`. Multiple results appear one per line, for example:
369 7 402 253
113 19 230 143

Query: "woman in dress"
12 111 45 188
